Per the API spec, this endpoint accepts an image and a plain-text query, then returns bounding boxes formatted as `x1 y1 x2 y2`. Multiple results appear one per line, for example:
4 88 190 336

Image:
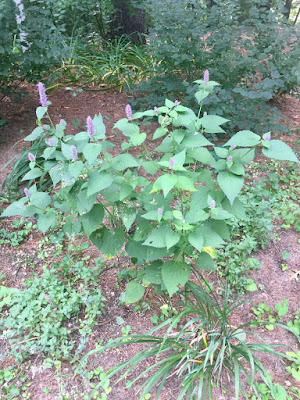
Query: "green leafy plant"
82 279 297 400
0 218 35 246
1 76 299 304
285 351 300 381
0 250 105 362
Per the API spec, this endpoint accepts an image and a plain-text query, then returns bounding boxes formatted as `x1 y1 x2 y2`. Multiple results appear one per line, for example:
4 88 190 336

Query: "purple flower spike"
227 156 233 162
154 106 158 114
86 116 95 138
28 152 35 162
24 188 30 198
36 82 48 107
132 175 136 180
203 70 209 84
264 133 271 141
158 208 163 215
210 200 216 209
60 119 66 126
125 104 132 120
174 100 179 106
203 111 207 117
169 157 175 169
48 138 54 147
70 145 78 161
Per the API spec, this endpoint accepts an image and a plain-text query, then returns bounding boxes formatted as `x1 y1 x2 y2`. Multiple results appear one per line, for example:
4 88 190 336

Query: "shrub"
131 0 300 135
1 75 298 303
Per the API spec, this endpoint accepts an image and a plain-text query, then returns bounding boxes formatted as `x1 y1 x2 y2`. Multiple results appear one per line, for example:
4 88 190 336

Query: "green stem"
96 199 130 239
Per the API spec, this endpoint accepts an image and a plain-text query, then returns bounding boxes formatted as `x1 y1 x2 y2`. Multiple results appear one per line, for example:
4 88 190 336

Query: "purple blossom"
132 175 136 180
227 156 233 162
154 106 158 115
203 112 207 117
210 200 216 209
28 152 35 162
158 208 163 215
169 157 175 169
36 82 48 107
203 70 209 84
60 119 66 126
264 133 271 141
230 144 235 149
24 188 30 198
86 116 95 138
70 145 78 161
48 138 54 146
174 100 179 106
125 104 132 120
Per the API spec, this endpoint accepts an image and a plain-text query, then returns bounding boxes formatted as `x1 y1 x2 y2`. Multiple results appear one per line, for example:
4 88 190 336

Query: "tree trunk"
110 0 145 44
283 0 293 20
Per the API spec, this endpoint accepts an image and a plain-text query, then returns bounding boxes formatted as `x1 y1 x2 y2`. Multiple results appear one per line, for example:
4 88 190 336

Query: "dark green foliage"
131 0 300 135
0 0 69 97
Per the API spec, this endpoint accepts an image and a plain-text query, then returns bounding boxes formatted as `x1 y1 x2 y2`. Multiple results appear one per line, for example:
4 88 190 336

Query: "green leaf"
188 229 204 252
245 279 258 292
224 130 261 147
153 126 168 140
80 204 104 235
37 214 56 233
68 161 83 179
143 226 180 249
145 261 163 284
114 119 139 137
262 140 299 163
21 168 43 181
142 161 159 175
161 261 191 296
214 147 229 158
200 115 229 133
121 210 136 232
175 176 197 192
151 174 177 197
217 171 244 204
125 281 145 304
188 148 217 167
76 189 96 215
90 227 125 259
30 192 51 209
36 106 47 121
25 126 44 141
185 209 209 224
196 253 215 271
111 154 139 171
131 131 146 146
181 134 213 148
87 171 114 196
61 142 72 160
93 114 106 139
190 187 209 210
82 143 102 165
1 199 27 217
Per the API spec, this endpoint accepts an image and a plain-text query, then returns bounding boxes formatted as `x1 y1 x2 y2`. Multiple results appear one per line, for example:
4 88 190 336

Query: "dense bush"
1 78 298 303
131 0 300 135
0 0 69 98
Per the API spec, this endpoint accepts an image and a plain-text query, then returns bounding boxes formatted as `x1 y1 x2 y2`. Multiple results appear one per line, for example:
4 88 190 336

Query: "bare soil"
0 85 299 399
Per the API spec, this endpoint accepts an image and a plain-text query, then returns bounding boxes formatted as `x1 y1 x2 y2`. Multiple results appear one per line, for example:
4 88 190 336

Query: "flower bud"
28 152 35 162
125 104 132 120
70 145 78 161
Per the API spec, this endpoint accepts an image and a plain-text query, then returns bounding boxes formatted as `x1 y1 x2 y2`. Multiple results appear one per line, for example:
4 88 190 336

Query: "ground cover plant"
82 278 299 400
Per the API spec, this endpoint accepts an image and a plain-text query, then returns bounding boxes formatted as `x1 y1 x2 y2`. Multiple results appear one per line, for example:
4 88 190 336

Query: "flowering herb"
158 208 163 215
227 156 233 162
48 138 54 147
36 82 48 107
154 106 158 115
174 100 179 106
70 145 78 161
210 200 216 209
264 134 271 141
125 104 132 120
28 152 35 162
86 116 95 138
23 188 30 198
169 157 175 169
203 69 209 84
60 119 66 126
